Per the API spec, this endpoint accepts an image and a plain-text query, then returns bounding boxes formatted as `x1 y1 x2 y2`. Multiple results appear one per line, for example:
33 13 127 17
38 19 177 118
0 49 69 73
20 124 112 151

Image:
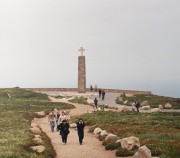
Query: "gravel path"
33 97 117 158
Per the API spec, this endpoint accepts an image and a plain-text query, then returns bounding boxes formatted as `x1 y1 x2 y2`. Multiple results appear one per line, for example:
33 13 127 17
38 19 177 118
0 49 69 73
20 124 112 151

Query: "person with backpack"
76 118 85 145
58 120 70 144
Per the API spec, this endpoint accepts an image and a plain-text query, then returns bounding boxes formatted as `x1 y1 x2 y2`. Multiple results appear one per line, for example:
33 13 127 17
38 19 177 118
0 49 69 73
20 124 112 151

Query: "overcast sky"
0 0 180 97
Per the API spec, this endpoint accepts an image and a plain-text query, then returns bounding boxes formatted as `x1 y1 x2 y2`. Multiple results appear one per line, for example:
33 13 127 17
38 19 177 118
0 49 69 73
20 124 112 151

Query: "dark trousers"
78 131 84 144
136 107 139 112
61 133 68 143
102 95 105 100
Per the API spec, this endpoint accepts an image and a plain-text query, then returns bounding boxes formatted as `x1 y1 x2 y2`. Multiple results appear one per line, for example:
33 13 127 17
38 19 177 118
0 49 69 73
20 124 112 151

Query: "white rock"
158 105 163 109
36 111 46 117
70 123 77 128
33 137 43 144
164 103 172 109
141 101 149 106
118 106 130 112
30 145 45 153
141 105 151 110
116 139 121 143
151 108 162 112
94 127 102 135
105 134 118 142
121 136 140 150
30 127 42 134
100 130 109 137
124 100 128 104
133 145 152 158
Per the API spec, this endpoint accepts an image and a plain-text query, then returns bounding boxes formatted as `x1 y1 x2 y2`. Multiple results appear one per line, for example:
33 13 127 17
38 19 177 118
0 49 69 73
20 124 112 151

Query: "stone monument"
78 47 86 93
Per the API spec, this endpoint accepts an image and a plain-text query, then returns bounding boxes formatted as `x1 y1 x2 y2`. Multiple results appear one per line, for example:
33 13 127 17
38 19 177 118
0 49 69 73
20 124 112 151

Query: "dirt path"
33 97 117 158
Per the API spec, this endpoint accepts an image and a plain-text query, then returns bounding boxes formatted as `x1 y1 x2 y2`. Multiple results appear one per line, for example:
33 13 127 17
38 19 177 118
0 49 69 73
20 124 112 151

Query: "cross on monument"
79 47 85 56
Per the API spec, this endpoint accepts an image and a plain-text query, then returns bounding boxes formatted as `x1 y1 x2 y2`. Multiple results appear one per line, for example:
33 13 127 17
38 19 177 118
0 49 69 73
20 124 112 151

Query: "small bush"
116 147 136 157
105 142 120 150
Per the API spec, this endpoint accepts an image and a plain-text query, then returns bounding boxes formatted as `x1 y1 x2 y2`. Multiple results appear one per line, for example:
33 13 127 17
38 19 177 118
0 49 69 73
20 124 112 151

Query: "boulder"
100 130 109 137
36 111 46 117
151 108 162 112
164 103 172 109
141 101 149 106
33 137 43 144
118 106 130 112
31 123 40 128
158 105 163 109
70 123 77 128
30 145 45 153
105 134 118 142
94 127 102 135
35 135 42 139
141 105 151 110
133 145 152 158
121 136 140 150
116 139 121 143
30 127 42 134
89 125 96 133
123 100 128 104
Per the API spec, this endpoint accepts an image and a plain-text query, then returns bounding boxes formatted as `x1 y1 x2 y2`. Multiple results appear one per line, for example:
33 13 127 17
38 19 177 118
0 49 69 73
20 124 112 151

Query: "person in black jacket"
57 120 70 144
135 102 140 112
76 118 85 145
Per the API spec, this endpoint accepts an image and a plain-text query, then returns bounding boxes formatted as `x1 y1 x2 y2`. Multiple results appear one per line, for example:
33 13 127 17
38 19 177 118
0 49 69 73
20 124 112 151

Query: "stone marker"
78 47 86 93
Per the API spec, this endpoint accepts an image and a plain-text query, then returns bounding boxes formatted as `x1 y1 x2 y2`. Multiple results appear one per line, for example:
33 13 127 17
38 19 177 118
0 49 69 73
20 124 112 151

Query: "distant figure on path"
58 120 70 144
135 102 140 112
94 84 98 92
94 97 98 109
48 111 56 132
98 89 102 98
90 85 93 92
102 90 106 100
77 118 85 145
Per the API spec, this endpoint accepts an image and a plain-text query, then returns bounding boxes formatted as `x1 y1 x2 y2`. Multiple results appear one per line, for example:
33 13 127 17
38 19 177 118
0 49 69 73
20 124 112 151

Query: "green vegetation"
53 95 72 99
69 96 88 104
0 88 74 158
116 94 180 109
75 111 180 157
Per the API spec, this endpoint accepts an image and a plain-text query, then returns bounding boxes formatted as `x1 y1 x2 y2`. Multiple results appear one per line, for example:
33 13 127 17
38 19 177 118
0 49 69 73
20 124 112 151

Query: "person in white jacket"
58 111 66 124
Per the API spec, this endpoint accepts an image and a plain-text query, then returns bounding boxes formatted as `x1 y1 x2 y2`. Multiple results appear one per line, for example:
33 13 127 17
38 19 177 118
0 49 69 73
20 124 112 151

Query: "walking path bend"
33 97 117 158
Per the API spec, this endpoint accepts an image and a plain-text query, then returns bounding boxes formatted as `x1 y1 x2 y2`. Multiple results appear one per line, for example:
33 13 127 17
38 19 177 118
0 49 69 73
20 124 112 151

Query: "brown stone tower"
78 47 86 93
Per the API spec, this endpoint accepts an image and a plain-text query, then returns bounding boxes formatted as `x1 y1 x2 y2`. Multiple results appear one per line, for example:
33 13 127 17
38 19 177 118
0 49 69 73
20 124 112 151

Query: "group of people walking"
48 109 85 145
98 89 106 100
131 102 140 112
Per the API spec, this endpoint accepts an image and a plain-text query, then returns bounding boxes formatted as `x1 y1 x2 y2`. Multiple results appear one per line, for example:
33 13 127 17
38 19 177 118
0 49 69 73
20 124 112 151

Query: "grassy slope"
116 94 180 109
75 111 180 158
0 88 74 158
69 96 88 105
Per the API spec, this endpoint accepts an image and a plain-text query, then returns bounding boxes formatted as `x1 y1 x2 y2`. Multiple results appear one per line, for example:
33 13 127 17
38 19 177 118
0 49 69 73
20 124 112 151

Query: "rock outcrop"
94 127 102 135
30 145 45 153
133 145 152 158
121 136 140 150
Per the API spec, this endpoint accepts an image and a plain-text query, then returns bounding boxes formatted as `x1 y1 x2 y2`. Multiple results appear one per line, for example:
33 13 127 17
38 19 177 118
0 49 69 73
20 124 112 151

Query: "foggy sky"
0 0 180 97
